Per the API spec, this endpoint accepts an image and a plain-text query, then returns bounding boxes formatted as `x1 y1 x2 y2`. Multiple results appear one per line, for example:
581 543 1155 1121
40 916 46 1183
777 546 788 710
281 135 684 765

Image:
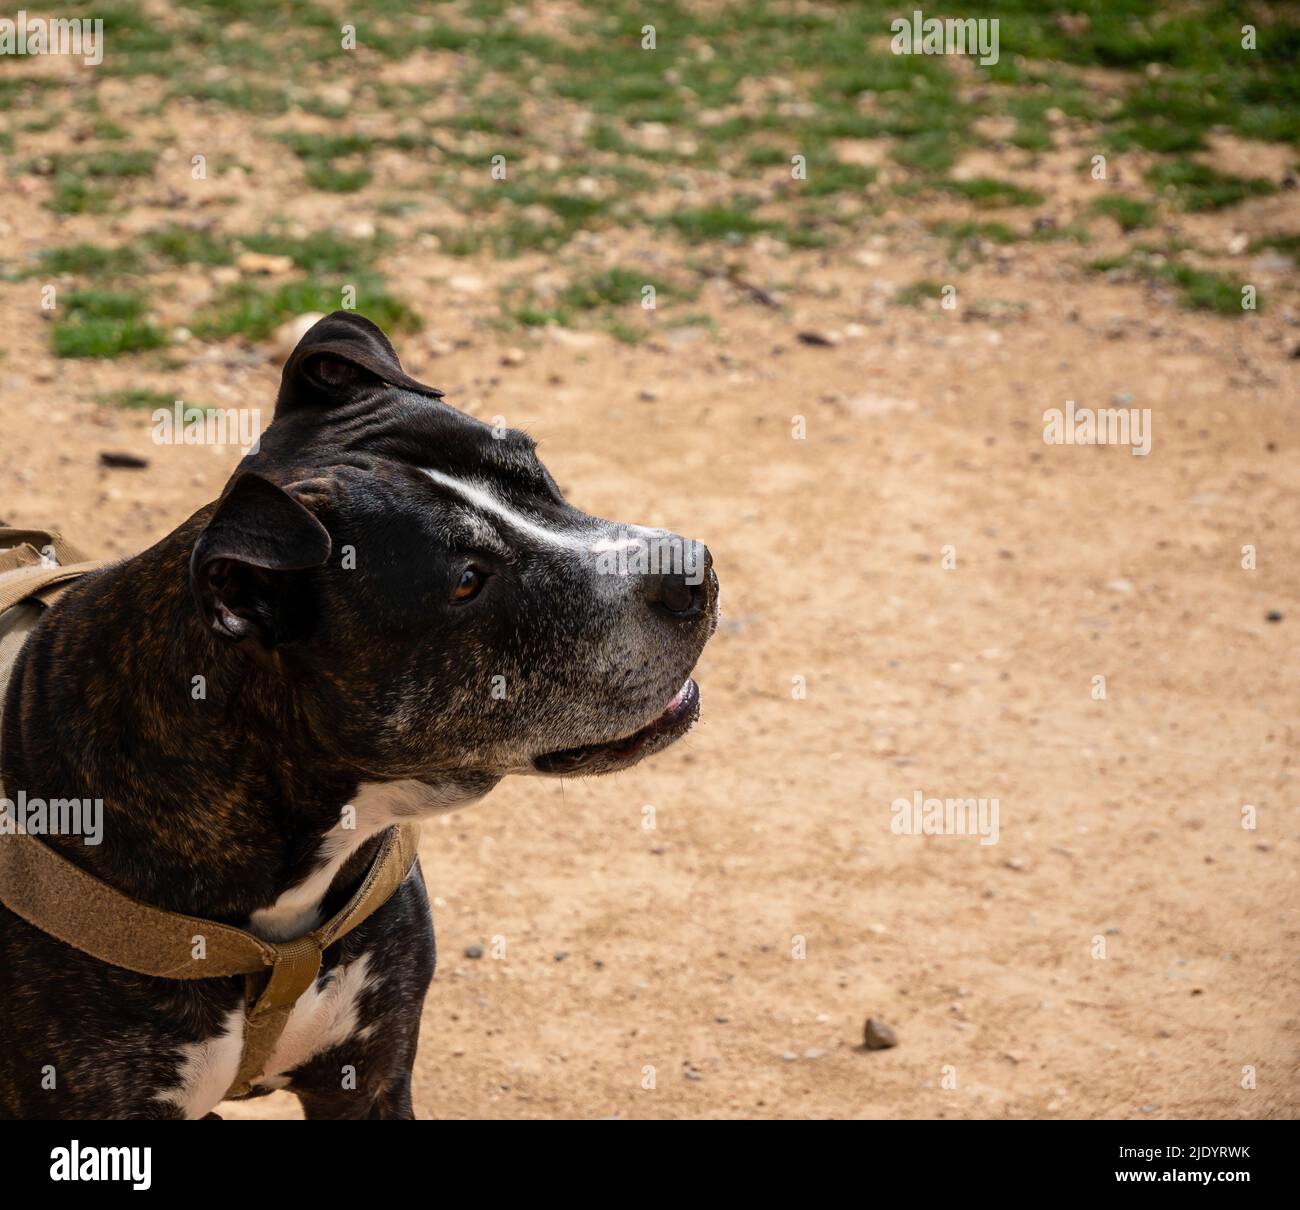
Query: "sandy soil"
2 49 1298 1121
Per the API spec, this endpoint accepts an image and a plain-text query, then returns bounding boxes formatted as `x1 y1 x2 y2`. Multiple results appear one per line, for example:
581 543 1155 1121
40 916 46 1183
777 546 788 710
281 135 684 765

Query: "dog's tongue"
662 679 691 714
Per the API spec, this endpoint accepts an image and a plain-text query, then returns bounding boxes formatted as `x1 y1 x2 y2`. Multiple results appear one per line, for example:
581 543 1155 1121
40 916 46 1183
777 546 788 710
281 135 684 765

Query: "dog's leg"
297 1072 414 1120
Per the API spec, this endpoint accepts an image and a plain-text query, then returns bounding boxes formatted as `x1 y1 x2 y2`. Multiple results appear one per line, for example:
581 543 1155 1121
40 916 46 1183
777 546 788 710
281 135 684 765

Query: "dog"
0 312 718 1119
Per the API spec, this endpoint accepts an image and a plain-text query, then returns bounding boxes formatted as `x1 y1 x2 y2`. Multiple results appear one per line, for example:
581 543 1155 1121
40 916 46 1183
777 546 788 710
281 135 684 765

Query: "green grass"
929 220 1018 249
195 279 417 342
895 279 948 307
1247 232 1300 256
52 290 166 358
47 176 115 215
8 0 1298 314
1088 195 1158 231
798 162 877 198
942 178 1045 208
38 243 143 276
1090 247 1256 316
144 226 237 267
661 205 772 243
96 388 181 409
1145 160 1278 212
558 268 666 312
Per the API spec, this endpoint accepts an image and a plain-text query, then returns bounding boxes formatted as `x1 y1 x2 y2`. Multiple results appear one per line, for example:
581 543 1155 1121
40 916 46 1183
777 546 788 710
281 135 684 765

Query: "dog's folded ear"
275 310 442 415
190 472 332 647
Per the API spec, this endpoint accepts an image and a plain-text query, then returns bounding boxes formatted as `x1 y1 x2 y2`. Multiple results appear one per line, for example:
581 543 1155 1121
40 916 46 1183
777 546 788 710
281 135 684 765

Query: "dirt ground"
2 6 1298 1121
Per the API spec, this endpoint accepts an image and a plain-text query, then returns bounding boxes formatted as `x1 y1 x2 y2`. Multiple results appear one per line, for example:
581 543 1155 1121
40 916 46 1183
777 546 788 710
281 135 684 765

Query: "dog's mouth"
532 677 700 776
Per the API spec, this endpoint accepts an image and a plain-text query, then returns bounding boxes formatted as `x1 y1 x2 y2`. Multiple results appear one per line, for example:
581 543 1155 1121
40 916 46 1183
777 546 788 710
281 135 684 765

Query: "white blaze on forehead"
422 468 592 553
589 537 643 554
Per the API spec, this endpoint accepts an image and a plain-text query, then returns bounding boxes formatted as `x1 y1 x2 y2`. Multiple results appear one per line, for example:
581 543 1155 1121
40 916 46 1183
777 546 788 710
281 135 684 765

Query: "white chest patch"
255 952 377 1092
151 954 378 1118
154 779 474 1117
152 1007 244 1121
248 779 468 942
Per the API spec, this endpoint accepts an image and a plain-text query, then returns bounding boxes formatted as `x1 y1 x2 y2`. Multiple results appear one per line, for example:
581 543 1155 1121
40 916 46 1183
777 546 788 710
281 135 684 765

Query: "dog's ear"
190 472 332 647
275 310 442 416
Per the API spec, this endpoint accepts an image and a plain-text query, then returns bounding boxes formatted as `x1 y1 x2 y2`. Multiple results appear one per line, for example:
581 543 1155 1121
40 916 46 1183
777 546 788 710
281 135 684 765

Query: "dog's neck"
1 513 484 927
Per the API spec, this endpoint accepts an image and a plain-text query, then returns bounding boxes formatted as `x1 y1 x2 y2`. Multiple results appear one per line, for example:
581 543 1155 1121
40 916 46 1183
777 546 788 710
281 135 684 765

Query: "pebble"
448 274 486 294
500 347 526 367
236 251 294 276
269 312 325 362
1265 610 1282 623
98 451 149 469
797 329 842 347
464 944 484 960
862 1018 898 1050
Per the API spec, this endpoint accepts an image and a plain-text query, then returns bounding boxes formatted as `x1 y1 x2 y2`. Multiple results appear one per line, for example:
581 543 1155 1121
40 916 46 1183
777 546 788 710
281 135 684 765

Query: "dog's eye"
450 566 484 603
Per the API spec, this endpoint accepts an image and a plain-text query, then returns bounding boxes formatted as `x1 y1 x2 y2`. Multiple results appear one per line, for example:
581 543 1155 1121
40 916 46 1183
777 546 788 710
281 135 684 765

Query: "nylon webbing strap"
0 818 421 1100
0 526 99 614
0 526 423 1101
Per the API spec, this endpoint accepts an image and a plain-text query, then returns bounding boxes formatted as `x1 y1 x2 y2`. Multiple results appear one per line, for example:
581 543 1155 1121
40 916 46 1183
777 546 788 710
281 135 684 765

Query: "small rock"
464 944 484 960
638 388 659 402
797 329 842 347
426 337 455 357
269 312 325 362
448 273 485 294
553 950 567 962
862 1018 898 1050
500 347 526 367
1106 578 1134 594
1265 610 1283 623
802 1047 828 1059
236 251 294 276
549 328 601 350
98 451 149 469
781 1050 799 1062
845 393 916 418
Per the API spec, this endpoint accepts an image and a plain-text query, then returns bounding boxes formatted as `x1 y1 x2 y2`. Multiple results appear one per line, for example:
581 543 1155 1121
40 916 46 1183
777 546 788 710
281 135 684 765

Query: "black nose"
646 544 712 618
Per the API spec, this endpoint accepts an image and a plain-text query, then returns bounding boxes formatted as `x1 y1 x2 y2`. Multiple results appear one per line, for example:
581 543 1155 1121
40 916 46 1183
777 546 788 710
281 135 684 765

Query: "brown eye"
450 566 483 603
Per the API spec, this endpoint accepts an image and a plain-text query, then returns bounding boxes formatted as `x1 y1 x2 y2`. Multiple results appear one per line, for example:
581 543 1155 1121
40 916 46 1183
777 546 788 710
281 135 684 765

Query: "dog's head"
189 312 718 785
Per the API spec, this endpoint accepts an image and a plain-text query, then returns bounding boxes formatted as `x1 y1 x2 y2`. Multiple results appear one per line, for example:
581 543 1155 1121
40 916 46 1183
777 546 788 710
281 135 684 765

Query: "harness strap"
0 525 423 1103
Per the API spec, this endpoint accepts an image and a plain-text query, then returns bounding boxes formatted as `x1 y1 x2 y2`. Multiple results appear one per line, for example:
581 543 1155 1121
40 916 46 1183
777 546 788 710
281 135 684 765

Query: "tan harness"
0 527 420 1101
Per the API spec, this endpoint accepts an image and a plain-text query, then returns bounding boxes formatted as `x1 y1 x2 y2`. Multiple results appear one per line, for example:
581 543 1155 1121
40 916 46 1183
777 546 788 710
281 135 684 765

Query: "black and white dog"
0 312 718 1119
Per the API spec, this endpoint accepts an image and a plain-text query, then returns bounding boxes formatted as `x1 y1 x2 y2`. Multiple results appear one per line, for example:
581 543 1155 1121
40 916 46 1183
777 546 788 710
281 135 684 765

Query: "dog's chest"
157 780 467 1119
154 952 377 1120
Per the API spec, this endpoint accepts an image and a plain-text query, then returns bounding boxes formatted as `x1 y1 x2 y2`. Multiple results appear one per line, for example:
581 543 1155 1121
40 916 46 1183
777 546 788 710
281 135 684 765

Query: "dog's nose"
645 543 713 619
